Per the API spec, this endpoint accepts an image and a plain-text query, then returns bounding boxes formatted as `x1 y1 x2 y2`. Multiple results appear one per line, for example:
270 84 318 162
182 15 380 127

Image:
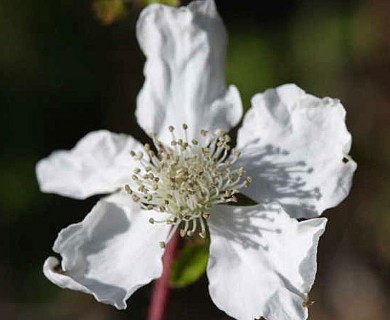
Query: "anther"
138 186 147 193
148 150 155 158
124 185 132 194
215 129 223 136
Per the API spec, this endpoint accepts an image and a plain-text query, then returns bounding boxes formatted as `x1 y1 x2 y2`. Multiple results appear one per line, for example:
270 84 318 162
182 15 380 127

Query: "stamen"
182 123 189 143
125 125 251 245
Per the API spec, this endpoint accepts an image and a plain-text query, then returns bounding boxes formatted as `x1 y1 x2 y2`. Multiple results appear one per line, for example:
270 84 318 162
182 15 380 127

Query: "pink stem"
148 232 181 320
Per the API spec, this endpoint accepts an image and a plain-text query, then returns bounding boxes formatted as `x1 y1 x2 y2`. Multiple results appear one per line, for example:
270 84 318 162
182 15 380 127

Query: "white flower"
36 1 356 319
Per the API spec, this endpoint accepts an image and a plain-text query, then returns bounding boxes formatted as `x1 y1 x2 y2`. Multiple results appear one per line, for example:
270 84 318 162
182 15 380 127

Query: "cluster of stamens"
125 124 251 248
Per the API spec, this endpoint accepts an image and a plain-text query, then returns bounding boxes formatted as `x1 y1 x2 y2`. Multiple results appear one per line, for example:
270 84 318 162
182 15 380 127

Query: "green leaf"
170 241 209 288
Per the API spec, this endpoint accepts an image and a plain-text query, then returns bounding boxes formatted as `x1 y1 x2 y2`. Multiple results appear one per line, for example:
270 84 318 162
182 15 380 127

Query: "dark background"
1 0 389 319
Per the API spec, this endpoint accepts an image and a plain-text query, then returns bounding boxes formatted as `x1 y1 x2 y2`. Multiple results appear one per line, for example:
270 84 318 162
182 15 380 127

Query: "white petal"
234 84 357 218
43 192 170 309
136 0 242 143
207 204 327 320
36 130 143 199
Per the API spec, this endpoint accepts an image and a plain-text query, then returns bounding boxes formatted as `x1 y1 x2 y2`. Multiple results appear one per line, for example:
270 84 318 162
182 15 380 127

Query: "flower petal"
36 130 143 199
207 204 327 320
136 0 242 143
43 192 170 309
234 84 357 218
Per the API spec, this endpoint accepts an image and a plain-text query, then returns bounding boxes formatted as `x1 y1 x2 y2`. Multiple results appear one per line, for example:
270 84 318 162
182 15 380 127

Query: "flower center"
125 124 251 247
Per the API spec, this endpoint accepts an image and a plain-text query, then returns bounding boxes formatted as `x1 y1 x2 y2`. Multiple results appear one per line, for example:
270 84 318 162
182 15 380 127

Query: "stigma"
125 124 251 246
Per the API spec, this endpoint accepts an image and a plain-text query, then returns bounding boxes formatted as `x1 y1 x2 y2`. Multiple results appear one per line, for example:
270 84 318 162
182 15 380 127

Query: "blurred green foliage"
0 157 39 222
145 0 178 5
92 0 178 25
0 0 388 319
93 0 128 25
227 31 276 110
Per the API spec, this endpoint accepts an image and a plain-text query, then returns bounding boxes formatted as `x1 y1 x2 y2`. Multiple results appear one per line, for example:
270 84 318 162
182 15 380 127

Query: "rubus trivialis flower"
36 1 357 319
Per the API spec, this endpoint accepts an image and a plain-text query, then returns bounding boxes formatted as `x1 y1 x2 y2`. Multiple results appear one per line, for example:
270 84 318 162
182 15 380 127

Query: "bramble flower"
37 1 356 319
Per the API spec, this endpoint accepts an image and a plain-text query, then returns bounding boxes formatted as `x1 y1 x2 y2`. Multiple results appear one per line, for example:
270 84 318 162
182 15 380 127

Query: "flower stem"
148 232 181 320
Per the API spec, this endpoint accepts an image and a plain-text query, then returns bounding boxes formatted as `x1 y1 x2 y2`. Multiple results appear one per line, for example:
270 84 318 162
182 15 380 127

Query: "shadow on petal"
210 204 284 251
237 143 322 218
